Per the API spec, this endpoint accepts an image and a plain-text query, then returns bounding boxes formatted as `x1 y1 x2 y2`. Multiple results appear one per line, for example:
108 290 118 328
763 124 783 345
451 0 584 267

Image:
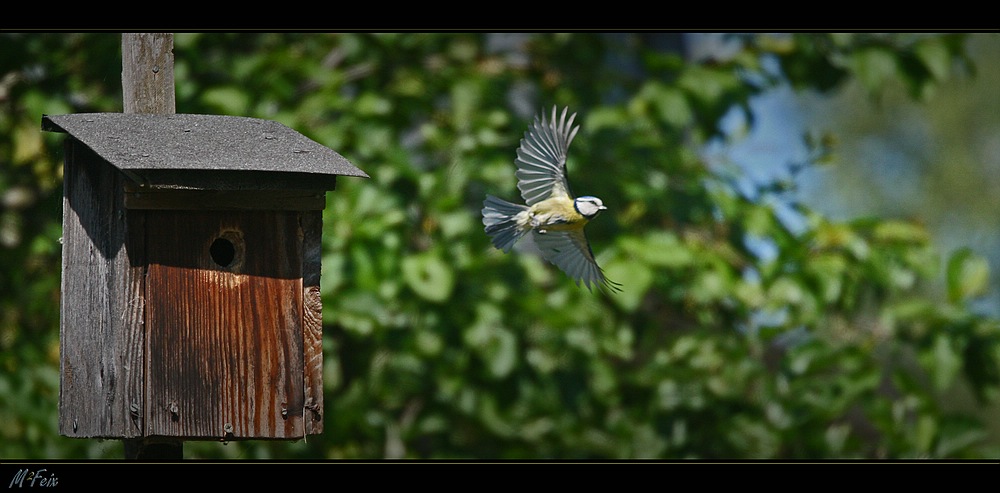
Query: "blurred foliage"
1 32 998 459
788 34 1000 314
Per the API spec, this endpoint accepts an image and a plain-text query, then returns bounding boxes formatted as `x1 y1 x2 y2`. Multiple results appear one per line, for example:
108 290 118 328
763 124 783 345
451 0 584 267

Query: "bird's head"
574 196 607 219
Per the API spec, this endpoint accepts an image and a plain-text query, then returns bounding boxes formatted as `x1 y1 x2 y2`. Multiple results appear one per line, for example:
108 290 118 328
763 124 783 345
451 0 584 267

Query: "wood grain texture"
143 211 306 438
121 33 175 114
59 140 146 438
301 210 324 434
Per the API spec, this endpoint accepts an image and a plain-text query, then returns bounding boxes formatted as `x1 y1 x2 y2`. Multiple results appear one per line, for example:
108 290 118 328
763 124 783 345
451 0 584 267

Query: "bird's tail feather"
482 195 529 252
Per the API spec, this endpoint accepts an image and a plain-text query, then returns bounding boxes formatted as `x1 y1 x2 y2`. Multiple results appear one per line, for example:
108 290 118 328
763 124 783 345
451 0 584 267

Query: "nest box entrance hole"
208 230 244 269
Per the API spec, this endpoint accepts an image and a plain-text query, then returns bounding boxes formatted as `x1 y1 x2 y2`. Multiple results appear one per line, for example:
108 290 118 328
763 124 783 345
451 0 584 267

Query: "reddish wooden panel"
144 211 305 439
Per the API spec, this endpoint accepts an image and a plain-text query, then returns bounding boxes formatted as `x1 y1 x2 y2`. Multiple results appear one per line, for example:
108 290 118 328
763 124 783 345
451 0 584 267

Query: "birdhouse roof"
42 113 368 190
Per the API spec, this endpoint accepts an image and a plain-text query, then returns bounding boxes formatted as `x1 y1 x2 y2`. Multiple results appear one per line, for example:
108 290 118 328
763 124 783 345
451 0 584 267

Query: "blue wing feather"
515 106 579 205
531 228 620 293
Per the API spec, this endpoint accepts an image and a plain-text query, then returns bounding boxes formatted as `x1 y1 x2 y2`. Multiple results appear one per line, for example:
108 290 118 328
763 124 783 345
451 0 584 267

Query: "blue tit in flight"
482 106 620 292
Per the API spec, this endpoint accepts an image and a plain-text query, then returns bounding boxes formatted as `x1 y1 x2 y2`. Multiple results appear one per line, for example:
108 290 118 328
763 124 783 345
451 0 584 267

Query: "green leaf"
202 86 250 114
603 259 653 312
464 304 517 379
849 47 899 93
320 252 346 295
677 65 740 103
584 106 629 132
946 247 990 303
935 416 988 457
689 269 732 304
638 82 693 128
873 220 930 244
402 251 455 303
355 92 392 116
620 232 694 268
914 414 937 455
806 253 847 303
914 37 952 81
918 334 962 392
767 276 805 306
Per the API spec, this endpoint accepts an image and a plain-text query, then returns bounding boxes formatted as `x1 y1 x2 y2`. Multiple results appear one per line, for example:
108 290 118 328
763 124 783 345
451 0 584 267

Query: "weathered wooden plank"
143 211 305 439
121 33 175 114
301 210 324 434
59 139 145 438
123 206 147 436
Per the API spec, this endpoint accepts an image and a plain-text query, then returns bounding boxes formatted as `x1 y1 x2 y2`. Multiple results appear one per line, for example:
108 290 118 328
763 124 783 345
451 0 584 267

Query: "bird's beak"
599 205 607 210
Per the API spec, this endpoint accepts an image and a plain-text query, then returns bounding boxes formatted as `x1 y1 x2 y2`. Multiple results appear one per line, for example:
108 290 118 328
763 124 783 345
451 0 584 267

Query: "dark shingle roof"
42 113 368 190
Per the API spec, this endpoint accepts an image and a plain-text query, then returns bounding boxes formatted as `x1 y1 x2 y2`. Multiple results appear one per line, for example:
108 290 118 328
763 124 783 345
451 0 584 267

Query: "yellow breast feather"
529 196 587 233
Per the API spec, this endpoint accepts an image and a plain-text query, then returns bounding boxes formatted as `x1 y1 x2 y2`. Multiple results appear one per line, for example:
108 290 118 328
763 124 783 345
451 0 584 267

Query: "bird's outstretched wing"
531 229 621 293
515 106 580 206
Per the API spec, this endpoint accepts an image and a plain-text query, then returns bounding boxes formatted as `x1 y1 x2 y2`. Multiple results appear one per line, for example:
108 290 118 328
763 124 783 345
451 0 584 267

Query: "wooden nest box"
42 113 367 441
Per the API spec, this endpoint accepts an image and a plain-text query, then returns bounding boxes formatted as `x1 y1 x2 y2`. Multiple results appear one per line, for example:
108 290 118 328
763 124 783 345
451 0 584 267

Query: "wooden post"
120 32 182 459
121 33 175 114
